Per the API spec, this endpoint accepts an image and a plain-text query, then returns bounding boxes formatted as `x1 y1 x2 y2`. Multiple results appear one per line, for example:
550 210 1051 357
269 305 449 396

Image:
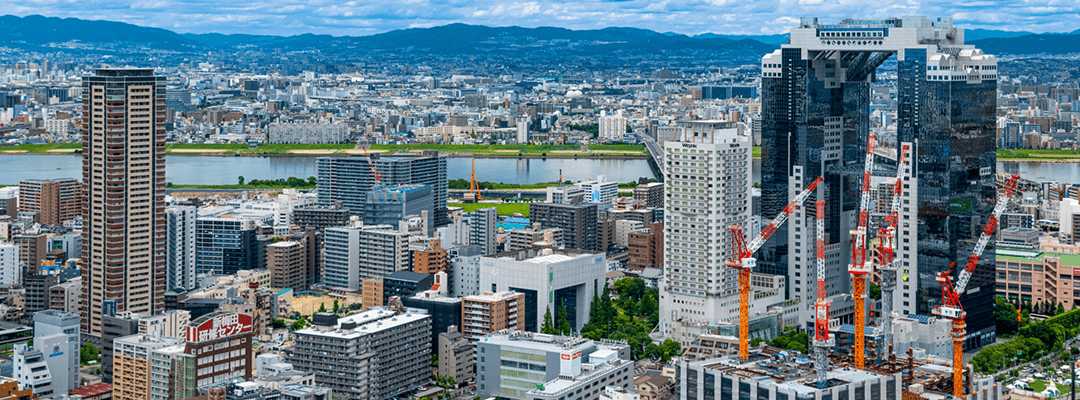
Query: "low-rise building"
475 330 631 400
437 326 474 385
284 306 431 400
460 291 525 341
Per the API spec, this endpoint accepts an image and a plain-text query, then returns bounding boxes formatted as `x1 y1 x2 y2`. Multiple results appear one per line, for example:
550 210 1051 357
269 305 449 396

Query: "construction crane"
813 200 833 386
727 176 823 360
932 173 1020 397
847 134 877 369
875 144 910 357
464 158 483 203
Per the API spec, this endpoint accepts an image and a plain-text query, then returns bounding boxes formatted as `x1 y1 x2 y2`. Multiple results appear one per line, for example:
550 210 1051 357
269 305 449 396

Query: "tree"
333 300 340 313
271 318 287 329
80 343 100 364
658 339 682 363
750 337 765 347
238 176 245 185
868 281 881 301
318 303 327 313
541 308 556 334
995 297 1020 335
290 319 309 331
556 300 572 336
1060 302 1068 315
430 354 439 367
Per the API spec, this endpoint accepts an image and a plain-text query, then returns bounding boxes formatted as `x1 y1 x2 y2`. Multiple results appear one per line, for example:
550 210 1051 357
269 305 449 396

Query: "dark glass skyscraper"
760 16 999 349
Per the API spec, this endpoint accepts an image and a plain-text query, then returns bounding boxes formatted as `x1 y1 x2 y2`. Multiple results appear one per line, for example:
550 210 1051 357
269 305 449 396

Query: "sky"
5 0 1080 37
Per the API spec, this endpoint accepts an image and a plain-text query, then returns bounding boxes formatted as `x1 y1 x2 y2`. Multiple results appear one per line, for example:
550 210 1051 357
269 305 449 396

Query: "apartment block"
0 243 18 286
113 334 185 400
324 225 410 291
507 225 563 252
316 153 448 225
82 68 167 336
529 202 599 251
626 222 663 271
17 178 81 225
437 326 474 385
469 207 497 255
461 291 525 341
13 233 46 279
268 241 307 291
284 308 431 400
195 209 272 276
413 238 448 275
166 205 198 291
632 182 664 209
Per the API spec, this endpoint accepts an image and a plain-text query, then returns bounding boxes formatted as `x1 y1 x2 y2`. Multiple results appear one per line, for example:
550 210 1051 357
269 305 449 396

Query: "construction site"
676 131 1019 400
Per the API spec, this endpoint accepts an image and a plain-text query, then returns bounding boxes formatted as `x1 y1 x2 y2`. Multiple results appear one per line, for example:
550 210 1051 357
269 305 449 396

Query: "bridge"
639 134 666 182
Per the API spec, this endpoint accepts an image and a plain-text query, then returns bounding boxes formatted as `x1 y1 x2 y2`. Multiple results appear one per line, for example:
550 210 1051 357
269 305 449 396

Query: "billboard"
186 313 253 343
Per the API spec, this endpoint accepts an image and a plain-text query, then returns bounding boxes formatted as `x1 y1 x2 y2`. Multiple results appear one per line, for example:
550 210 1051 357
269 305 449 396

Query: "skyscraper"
760 17 998 347
658 121 753 329
316 152 448 225
82 69 167 335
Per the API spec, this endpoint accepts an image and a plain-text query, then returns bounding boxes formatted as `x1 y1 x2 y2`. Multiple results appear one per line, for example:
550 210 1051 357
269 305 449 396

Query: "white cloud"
5 0 1078 36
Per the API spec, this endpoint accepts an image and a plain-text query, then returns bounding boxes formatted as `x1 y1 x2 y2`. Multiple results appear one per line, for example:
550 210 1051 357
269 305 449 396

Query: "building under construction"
676 347 1002 400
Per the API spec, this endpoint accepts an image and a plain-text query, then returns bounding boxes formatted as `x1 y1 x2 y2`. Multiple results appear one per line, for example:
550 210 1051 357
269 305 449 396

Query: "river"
0 155 657 185
1 155 1075 186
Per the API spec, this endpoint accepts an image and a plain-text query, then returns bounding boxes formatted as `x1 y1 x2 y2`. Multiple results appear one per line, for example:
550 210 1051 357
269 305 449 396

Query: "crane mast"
727 176 823 360
847 134 876 369
813 200 832 385
931 174 1020 397
875 144 910 357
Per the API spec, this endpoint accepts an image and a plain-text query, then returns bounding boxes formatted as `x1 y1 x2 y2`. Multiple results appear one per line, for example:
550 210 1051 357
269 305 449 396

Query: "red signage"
561 354 571 360
1073 268 1080 276
572 351 581 360
186 313 253 343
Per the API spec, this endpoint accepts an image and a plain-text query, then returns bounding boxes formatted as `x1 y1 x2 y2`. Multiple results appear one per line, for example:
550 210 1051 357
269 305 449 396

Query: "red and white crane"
875 144 910 356
813 200 832 385
727 176 823 360
847 134 877 369
932 174 1020 397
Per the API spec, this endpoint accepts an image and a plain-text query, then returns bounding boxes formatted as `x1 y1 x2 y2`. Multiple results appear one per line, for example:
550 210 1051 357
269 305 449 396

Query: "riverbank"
997 149 1080 162
0 143 650 158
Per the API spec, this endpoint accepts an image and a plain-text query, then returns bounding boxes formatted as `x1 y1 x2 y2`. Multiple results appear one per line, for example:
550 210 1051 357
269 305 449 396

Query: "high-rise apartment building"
760 17 999 347
529 202 599 251
82 68 167 336
17 178 81 225
166 206 197 291
658 121 752 331
468 208 497 255
0 244 18 287
195 210 271 276
13 233 46 279
316 152 448 225
599 113 628 141
633 182 665 209
627 221 663 271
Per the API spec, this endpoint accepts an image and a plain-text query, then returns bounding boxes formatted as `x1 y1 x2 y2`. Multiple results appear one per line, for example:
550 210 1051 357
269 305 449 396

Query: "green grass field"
753 146 761 158
0 143 82 153
448 202 531 216
1028 380 1071 393
997 148 1080 160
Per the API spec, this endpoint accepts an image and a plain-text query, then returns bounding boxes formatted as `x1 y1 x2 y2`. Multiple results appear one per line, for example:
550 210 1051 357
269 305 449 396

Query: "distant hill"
970 32 1080 55
1 14 1076 57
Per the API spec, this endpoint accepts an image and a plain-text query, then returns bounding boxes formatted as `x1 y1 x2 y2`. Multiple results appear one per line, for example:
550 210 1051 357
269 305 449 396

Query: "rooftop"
464 291 521 302
996 249 1080 266
295 307 430 339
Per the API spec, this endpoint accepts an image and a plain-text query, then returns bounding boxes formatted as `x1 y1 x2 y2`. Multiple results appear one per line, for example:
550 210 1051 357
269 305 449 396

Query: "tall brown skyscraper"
81 69 166 335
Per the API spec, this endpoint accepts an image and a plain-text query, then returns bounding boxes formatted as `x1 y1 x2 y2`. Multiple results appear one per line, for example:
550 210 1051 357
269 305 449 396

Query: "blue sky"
6 0 1079 36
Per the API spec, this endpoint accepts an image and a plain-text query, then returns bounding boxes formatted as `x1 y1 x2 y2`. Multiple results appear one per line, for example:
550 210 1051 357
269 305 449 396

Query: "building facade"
460 291 525 341
284 309 432 400
529 203 599 252
324 225 410 291
759 17 999 347
18 178 81 225
82 68 168 335
316 153 448 225
267 241 307 291
480 249 607 332
658 121 753 332
166 205 198 291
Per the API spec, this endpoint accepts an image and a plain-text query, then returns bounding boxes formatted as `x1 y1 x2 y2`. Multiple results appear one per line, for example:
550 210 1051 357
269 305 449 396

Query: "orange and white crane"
813 200 833 385
875 144 910 356
932 173 1020 397
847 133 877 369
727 176 823 360
469 158 483 201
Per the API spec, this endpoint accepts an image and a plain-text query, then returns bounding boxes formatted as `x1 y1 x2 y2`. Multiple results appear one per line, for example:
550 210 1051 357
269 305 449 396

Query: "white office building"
480 249 607 333
517 117 530 144
0 243 19 286
33 310 80 395
546 185 585 204
166 206 197 291
13 343 53 398
659 120 755 333
577 176 618 205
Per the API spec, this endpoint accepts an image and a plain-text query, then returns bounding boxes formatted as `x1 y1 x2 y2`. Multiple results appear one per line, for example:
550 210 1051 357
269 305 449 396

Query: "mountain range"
0 14 1078 57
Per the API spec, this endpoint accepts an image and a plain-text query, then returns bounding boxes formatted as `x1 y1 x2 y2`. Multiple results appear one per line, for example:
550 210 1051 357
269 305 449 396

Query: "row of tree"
236 176 317 188
973 297 1080 374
